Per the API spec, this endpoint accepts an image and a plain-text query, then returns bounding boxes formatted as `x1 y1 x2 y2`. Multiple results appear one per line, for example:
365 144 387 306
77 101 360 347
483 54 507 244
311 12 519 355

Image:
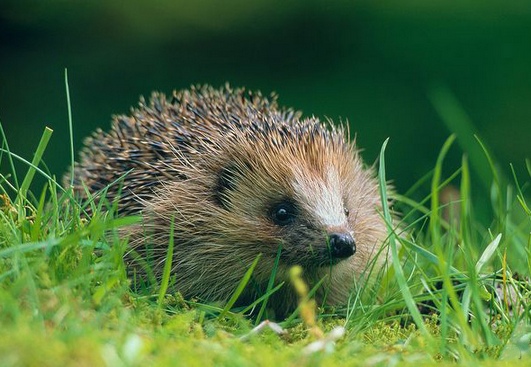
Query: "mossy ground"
0 93 530 366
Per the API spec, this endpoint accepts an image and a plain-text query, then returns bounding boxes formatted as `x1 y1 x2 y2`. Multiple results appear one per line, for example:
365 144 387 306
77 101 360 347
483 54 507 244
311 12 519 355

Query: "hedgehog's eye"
344 207 350 217
271 201 297 226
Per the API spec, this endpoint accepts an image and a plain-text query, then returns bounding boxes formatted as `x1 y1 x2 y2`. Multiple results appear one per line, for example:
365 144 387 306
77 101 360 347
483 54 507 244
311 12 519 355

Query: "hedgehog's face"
279 165 357 267
214 144 383 271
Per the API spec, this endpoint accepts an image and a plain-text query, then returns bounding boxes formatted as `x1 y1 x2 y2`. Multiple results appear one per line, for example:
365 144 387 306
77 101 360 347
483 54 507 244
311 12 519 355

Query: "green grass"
0 95 530 366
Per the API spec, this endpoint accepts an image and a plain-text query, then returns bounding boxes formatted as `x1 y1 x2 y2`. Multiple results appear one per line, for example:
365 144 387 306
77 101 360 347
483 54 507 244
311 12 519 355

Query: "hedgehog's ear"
214 164 237 209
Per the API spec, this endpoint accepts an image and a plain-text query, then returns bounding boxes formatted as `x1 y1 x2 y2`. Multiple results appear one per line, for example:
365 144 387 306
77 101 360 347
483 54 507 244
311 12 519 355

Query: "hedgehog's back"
66 85 304 214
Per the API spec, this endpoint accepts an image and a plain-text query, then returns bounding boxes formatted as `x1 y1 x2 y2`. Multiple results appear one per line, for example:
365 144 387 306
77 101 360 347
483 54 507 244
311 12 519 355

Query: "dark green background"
1 1 530 205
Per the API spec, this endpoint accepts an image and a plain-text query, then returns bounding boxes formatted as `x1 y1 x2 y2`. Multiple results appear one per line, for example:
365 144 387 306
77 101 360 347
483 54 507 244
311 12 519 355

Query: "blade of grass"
460 154 475 319
0 122 20 189
459 155 474 256
158 215 176 306
65 69 75 187
400 238 461 275
0 238 61 258
255 245 282 324
0 148 62 195
471 235 501 347
439 282 448 356
475 233 502 274
475 136 504 228
510 163 531 216
430 134 456 247
30 183 48 242
219 254 262 319
240 281 285 315
378 138 431 339
15 127 53 207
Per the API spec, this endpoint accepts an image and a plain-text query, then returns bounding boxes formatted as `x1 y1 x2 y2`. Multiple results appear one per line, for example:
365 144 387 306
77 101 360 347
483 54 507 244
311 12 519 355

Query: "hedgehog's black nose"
329 233 356 259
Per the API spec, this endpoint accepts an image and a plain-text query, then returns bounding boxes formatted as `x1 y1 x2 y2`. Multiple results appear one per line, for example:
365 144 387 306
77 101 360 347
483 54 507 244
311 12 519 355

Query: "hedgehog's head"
202 117 386 284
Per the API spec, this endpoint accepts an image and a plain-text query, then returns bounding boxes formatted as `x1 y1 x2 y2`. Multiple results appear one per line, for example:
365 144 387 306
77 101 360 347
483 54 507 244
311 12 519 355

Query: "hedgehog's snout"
328 232 356 259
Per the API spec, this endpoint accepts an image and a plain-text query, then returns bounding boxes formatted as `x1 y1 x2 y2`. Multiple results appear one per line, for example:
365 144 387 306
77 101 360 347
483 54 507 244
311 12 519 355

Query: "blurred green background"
1 0 530 212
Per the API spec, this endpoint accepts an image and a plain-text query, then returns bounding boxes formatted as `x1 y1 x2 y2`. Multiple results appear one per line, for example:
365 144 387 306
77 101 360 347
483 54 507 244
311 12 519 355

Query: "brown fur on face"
67 84 389 316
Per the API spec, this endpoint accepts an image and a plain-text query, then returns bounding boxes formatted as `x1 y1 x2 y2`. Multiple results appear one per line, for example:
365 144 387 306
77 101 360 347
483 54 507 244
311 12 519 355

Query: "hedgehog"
68 84 389 317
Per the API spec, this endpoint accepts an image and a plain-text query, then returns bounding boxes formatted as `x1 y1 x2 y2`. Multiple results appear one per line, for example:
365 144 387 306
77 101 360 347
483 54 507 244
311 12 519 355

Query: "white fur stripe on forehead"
292 166 346 227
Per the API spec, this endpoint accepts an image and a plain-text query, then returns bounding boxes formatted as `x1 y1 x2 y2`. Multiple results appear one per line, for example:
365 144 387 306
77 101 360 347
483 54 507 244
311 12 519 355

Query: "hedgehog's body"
71 85 388 316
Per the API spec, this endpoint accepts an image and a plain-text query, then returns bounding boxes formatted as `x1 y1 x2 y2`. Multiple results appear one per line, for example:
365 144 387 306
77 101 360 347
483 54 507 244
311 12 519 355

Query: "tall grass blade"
378 138 431 339
430 134 456 247
65 68 75 187
460 155 473 254
16 127 53 206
